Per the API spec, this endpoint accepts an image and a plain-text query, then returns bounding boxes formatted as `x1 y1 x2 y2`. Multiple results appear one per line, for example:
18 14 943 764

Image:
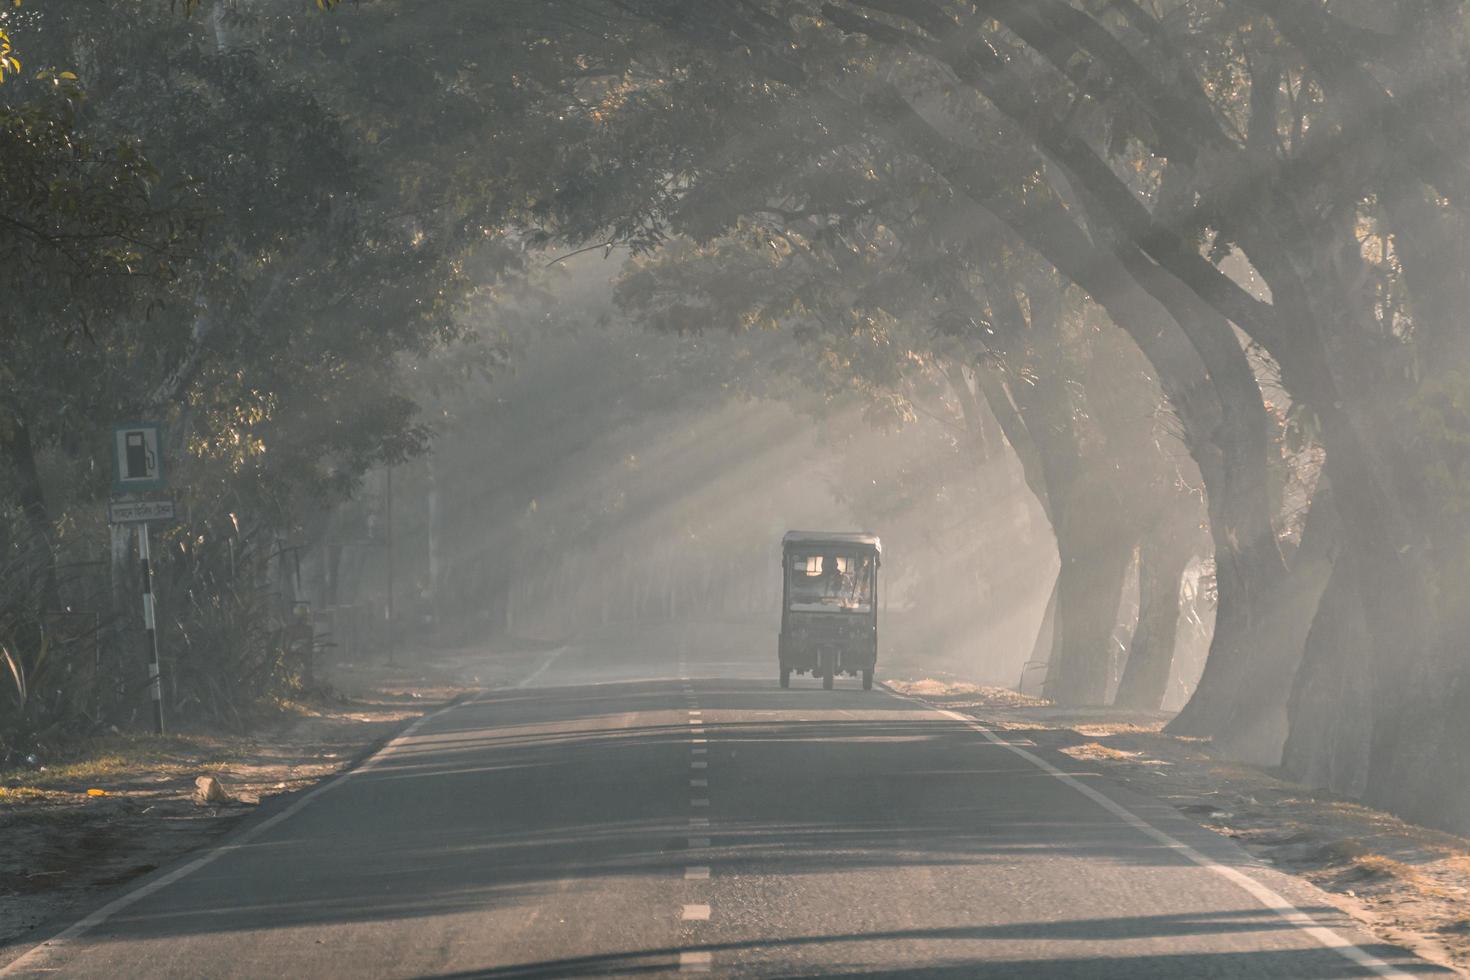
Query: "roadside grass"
0 734 237 793
1445 855 1470 877
886 677 1049 706
1330 845 1418 884
0 697 344 797
1061 740 1141 763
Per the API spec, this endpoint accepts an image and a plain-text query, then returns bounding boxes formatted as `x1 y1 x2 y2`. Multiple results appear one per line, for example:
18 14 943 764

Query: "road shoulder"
0 656 477 957
886 678 1470 977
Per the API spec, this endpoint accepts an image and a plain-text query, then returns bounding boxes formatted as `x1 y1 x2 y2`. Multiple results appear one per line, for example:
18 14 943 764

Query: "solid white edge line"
0 698 471 978
887 691 1418 980
514 646 569 689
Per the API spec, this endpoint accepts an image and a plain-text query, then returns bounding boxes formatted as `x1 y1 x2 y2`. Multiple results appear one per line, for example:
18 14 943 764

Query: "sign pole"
385 465 395 666
109 419 170 734
138 522 165 735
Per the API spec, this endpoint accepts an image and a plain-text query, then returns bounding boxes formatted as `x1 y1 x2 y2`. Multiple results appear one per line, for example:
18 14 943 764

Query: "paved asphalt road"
0 628 1449 978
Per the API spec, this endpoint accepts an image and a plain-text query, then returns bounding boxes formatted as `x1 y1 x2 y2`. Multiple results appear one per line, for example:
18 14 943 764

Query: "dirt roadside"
0 641 561 954
886 678 1470 977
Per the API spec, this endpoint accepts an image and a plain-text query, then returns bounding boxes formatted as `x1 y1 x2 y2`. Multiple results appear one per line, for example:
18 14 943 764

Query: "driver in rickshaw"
822 555 852 602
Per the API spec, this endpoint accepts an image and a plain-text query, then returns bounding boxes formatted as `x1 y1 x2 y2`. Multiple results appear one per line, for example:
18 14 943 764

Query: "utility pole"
385 465 395 666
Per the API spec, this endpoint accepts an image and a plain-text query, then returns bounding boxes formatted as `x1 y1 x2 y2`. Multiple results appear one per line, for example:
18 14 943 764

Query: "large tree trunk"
1249 186 1464 827
855 81 1292 748
1281 548 1371 797
1043 484 1136 706
1316 406 1464 830
2 419 60 612
1168 477 1335 762
1156 298 1299 761
1139 283 1293 756
1024 575 1058 693
1114 514 1197 711
1359 624 1470 835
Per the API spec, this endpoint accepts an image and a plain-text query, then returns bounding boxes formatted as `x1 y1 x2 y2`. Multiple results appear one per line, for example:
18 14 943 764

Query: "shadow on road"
416 915 1440 978
43 679 1439 979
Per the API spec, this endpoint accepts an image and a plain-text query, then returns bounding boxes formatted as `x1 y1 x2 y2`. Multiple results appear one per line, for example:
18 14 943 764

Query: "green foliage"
1408 372 1470 526
0 537 105 760
0 1 528 736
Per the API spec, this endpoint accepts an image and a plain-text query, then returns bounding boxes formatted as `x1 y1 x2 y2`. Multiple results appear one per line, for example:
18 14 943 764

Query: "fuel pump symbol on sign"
112 423 165 494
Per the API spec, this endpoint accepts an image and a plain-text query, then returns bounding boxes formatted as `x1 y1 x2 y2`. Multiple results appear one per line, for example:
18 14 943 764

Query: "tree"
475 0 1470 828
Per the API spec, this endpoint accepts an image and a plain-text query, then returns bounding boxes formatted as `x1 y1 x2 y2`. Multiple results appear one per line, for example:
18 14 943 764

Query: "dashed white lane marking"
691 761 707 769
689 728 705 735
679 951 712 972
891 693 1420 980
684 866 711 880
690 778 708 787
0 697 469 978
682 904 711 922
692 746 707 755
691 798 710 807
689 817 710 828
689 837 710 848
688 710 702 716
687 719 702 725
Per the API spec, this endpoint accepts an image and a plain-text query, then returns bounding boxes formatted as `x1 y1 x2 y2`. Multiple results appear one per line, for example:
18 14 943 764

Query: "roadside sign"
112 422 166 495
108 498 176 525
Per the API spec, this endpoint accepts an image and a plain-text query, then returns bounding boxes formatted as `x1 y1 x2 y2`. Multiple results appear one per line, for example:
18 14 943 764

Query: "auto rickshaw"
778 531 881 690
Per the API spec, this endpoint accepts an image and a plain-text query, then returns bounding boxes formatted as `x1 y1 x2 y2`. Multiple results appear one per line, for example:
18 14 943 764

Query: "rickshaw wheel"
780 667 790 688
862 669 874 691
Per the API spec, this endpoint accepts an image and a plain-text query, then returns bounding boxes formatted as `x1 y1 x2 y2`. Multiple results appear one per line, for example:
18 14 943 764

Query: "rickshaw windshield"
787 551 875 613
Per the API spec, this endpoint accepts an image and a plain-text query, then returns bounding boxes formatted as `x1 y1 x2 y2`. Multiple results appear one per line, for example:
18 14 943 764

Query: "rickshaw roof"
782 530 882 555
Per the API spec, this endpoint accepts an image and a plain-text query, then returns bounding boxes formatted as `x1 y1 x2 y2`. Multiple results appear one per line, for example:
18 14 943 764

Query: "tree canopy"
5 0 1470 835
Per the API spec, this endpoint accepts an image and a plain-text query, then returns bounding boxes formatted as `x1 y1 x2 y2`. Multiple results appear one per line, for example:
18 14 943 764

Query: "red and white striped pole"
139 523 165 735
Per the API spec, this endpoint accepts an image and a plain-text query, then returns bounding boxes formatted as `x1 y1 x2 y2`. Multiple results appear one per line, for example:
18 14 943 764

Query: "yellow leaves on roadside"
0 29 20 83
